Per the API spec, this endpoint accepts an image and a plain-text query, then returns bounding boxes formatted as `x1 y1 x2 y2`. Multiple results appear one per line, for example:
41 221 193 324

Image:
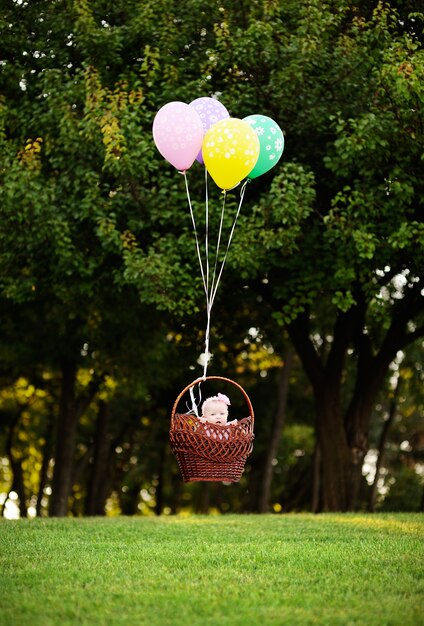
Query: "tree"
1 0 423 515
0 0 199 515
205 1 424 510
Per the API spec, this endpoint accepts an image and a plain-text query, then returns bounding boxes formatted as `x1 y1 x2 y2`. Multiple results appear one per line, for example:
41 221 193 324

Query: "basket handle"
171 376 254 425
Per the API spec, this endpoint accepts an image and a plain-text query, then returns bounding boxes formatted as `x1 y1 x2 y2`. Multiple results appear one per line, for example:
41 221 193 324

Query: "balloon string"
202 188 226 380
205 167 210 305
182 171 207 298
210 189 227 303
182 172 249 383
203 180 249 379
210 180 249 307
203 300 212 379
203 168 211 380
188 384 202 417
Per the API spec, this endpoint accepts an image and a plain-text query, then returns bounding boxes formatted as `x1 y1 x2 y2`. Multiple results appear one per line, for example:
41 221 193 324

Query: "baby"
199 393 238 427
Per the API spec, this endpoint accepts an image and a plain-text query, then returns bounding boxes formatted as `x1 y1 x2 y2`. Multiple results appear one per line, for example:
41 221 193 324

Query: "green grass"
0 514 423 626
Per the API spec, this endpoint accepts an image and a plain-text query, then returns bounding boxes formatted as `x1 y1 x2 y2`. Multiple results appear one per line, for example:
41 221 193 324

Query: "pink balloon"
189 97 230 164
152 102 204 171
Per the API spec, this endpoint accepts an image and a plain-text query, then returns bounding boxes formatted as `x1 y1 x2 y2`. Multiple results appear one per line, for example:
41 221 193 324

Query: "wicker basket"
170 376 254 482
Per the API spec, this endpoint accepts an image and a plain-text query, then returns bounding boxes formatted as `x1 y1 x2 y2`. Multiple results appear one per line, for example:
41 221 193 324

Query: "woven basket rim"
174 412 252 426
171 376 254 425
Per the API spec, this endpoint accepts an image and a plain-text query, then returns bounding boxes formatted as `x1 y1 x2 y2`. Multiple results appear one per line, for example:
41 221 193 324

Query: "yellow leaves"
163 64 179 84
0 378 50 496
84 66 105 113
351 15 366 30
128 89 144 107
397 61 414 78
24 384 36 399
98 375 118 401
83 66 144 163
214 19 230 39
103 375 117 392
75 0 97 35
0 377 37 404
97 216 117 237
18 137 43 170
75 0 92 19
76 368 92 387
235 342 283 375
166 332 183 344
139 45 161 78
121 230 138 251
77 370 119 410
213 7 230 39
0 94 6 140
101 111 124 160
26 137 43 153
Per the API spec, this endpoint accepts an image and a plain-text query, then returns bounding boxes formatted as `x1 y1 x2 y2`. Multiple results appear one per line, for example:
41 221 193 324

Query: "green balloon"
243 115 284 179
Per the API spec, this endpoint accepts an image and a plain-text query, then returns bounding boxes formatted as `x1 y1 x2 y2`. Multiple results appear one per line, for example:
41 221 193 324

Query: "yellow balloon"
202 118 260 190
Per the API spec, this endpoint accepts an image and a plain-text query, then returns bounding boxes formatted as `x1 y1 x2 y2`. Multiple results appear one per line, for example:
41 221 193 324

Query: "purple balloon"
189 97 230 164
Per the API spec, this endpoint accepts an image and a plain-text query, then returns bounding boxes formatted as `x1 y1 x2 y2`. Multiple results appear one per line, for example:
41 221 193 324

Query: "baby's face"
203 400 228 425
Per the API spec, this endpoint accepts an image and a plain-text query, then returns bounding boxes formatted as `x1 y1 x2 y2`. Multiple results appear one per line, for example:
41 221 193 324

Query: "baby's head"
202 393 231 425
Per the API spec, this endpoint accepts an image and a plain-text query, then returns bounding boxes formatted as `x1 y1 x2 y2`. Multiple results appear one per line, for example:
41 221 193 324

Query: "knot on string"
198 349 212 380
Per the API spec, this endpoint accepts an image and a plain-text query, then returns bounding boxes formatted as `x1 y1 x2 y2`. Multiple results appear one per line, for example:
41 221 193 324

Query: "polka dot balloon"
243 115 284 179
202 118 260 190
189 97 230 164
152 101 204 171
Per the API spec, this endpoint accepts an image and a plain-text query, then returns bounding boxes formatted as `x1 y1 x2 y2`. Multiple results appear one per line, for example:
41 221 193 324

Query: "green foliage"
381 467 424 512
0 0 423 516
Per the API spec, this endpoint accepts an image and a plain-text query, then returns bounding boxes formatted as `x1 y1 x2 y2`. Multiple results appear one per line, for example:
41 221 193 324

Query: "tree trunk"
369 376 401 512
86 401 112 516
49 362 104 517
343 370 399 509
197 483 210 514
316 391 355 511
4 408 28 518
288 310 360 511
311 442 321 513
285 301 419 512
169 472 182 514
6 462 28 518
70 444 95 515
258 349 294 512
36 413 54 517
49 360 78 517
154 441 167 516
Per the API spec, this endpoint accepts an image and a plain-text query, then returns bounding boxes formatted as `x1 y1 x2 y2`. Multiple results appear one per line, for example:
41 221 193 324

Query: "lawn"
0 513 422 626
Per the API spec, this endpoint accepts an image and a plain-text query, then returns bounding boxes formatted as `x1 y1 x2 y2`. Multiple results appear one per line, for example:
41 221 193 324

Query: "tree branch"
75 373 106 419
345 277 424 443
373 277 424 377
286 310 324 391
399 324 424 348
